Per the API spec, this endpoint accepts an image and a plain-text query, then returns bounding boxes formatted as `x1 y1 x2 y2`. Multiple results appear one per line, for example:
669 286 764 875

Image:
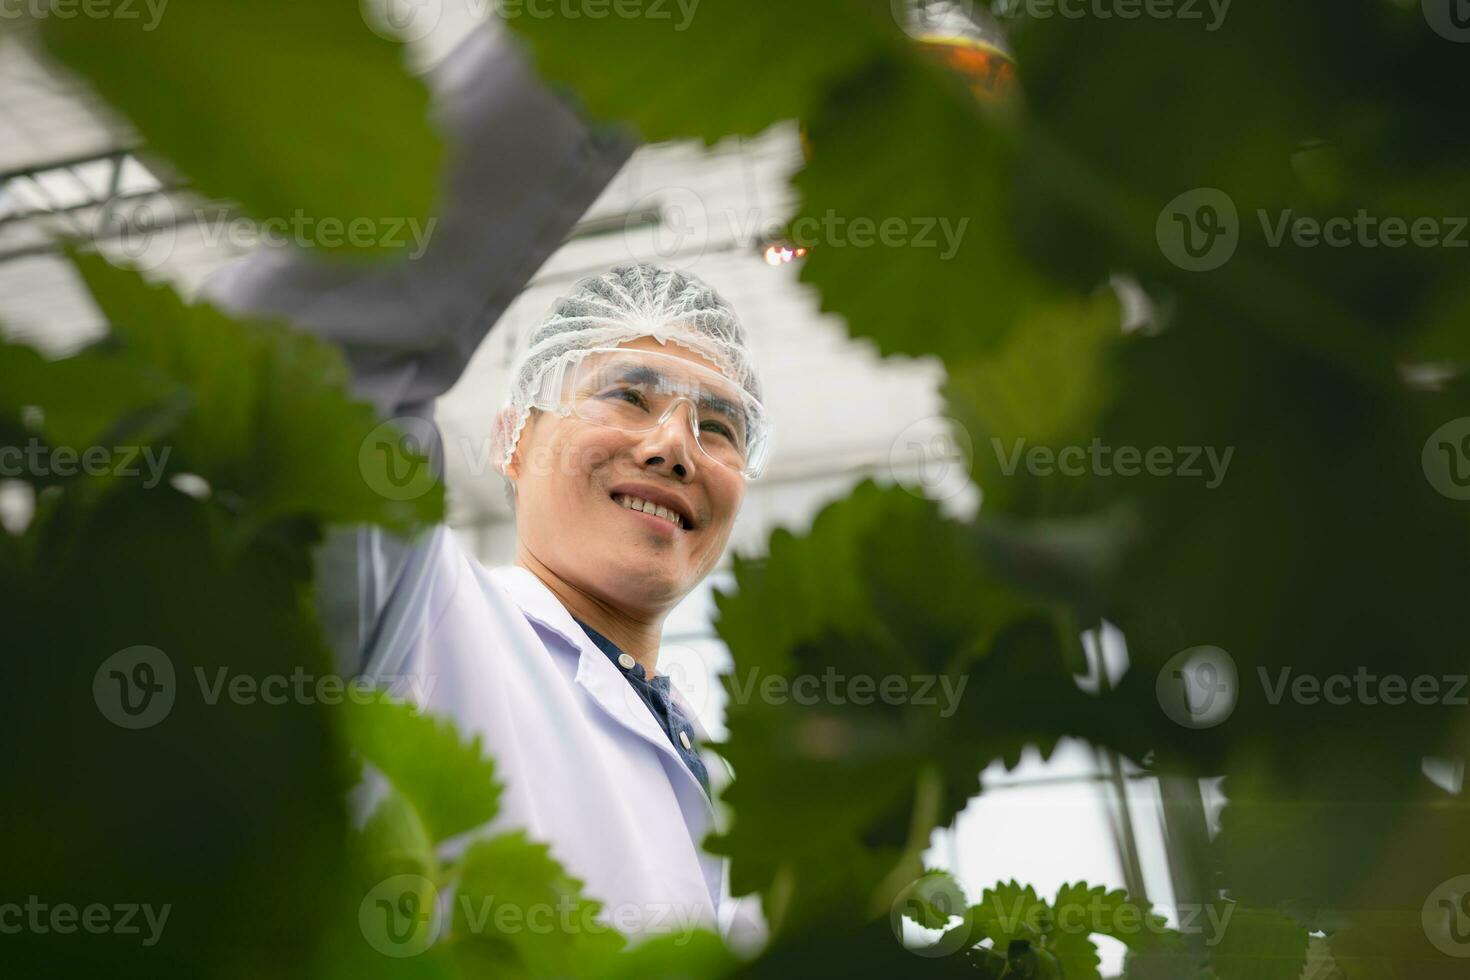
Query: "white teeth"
614 494 684 529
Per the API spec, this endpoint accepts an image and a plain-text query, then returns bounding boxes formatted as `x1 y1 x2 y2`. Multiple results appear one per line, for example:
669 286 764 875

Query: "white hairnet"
494 264 762 475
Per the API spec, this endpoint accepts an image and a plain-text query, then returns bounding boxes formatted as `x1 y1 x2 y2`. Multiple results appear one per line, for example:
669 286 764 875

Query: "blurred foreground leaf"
37 0 442 253
709 482 1129 931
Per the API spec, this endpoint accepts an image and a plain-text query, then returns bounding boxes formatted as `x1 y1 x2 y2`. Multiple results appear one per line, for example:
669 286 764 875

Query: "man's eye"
701 419 739 443
604 387 648 408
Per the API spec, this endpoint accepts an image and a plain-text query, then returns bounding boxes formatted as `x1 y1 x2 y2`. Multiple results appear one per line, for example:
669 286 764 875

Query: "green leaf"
945 294 1124 517
1058 881 1170 952
451 830 627 978
1210 905 1310 980
708 484 1116 930
1008 942 1065 980
794 53 1051 362
355 783 437 883
710 482 925 680
899 869 968 931
341 696 502 846
1120 942 1210 980
968 881 1050 948
0 338 172 453
38 0 441 251
1011 4 1470 362
1324 916 1420 980
1048 882 1182 980
1052 881 1175 953
597 930 739 980
1300 936 1341 980
70 251 444 533
1048 928 1104 980
1404 280 1470 369
0 471 361 978
504 0 890 142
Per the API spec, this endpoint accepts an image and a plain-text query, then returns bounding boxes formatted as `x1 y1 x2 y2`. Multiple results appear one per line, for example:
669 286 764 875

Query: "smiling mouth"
611 492 689 531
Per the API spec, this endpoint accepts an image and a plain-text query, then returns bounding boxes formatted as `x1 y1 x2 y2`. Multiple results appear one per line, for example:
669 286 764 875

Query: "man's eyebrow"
602 362 660 387
695 391 741 421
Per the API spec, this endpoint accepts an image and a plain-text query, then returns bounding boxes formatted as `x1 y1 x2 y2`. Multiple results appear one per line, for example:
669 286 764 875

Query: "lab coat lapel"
491 566 716 814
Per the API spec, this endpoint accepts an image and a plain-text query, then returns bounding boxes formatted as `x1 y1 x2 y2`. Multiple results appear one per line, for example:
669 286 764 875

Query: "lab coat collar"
488 565 717 802
490 564 589 651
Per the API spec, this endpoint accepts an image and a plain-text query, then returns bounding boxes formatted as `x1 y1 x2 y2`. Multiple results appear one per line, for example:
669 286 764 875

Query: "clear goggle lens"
548 348 769 479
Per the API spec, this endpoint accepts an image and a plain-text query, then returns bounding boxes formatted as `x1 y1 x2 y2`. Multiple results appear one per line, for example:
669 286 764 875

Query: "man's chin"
593 561 691 612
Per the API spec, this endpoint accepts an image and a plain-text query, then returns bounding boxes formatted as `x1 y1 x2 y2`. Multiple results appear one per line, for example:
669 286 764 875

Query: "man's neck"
514 549 664 678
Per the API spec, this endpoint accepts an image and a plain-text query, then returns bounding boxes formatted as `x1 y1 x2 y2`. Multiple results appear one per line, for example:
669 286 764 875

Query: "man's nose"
637 399 700 479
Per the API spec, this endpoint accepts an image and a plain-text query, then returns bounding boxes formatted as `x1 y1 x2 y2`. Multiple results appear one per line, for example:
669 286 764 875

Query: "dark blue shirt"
572 618 711 799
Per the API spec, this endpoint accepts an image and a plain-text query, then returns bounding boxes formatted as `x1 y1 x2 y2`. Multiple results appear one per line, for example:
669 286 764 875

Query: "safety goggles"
527 347 770 479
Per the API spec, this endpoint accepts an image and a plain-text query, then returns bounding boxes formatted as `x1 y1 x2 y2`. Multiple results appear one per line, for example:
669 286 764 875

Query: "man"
361 266 768 942
200 28 767 946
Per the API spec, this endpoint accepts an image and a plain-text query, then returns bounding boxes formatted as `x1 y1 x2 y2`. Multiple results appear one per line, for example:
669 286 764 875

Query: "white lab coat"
192 19 761 950
360 525 759 946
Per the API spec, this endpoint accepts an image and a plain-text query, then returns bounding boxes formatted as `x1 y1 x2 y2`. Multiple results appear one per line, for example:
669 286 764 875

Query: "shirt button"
617 652 636 671
679 730 692 750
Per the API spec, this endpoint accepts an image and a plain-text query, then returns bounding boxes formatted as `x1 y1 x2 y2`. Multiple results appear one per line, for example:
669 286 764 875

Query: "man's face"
504 336 747 614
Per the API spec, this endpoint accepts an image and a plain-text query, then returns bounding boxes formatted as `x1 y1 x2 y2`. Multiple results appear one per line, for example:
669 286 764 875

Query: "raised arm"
197 24 636 674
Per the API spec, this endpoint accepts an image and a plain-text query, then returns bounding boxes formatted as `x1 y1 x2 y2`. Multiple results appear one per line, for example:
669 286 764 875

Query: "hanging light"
904 1 1017 104
762 242 808 266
